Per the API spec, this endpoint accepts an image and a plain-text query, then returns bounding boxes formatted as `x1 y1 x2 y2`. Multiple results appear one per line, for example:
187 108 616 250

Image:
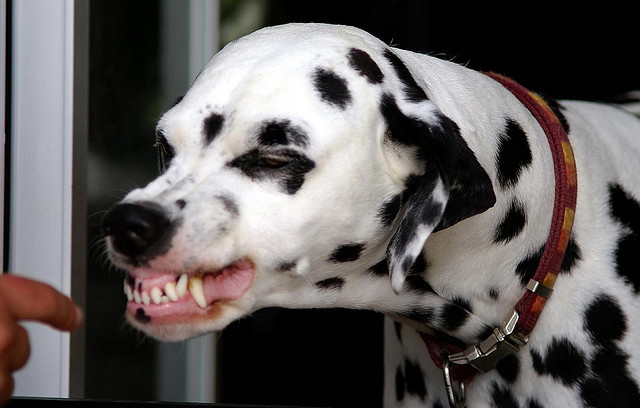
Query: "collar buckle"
447 310 528 373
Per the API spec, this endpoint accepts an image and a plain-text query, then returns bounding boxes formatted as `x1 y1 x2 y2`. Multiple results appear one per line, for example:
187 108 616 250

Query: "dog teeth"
188 274 207 309
150 287 163 304
164 282 179 301
125 272 207 308
124 281 133 301
176 274 188 297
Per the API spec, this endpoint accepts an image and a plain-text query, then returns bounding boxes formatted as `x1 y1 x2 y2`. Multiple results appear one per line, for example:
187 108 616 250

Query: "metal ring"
443 360 466 408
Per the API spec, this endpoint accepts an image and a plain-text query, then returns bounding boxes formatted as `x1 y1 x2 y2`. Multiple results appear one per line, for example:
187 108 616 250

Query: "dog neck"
383 66 568 347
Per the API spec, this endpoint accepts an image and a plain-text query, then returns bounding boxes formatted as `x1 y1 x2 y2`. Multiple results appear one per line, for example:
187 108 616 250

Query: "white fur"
108 23 640 407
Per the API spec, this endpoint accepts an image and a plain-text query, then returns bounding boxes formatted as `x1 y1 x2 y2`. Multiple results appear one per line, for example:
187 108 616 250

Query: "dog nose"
102 202 171 258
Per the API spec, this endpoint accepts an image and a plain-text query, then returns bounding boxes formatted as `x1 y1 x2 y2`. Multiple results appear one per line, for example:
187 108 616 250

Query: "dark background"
86 2 638 408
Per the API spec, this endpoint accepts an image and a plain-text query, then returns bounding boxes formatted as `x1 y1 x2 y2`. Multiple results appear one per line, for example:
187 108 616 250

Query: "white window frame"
6 0 219 401
9 0 87 399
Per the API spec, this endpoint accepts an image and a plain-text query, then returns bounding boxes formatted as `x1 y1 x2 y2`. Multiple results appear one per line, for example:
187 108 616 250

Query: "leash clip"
443 360 466 408
447 309 528 373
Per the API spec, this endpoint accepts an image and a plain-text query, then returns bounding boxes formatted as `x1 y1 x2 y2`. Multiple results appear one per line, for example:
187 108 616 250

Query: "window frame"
6 0 218 400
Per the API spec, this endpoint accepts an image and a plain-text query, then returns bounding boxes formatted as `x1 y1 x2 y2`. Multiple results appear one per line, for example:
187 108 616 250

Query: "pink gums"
125 259 255 325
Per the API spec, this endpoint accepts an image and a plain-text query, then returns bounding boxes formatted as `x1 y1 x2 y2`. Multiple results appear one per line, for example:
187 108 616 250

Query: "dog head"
102 23 495 341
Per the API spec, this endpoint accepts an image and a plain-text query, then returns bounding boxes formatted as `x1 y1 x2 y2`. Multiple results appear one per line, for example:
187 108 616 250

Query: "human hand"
0 275 83 404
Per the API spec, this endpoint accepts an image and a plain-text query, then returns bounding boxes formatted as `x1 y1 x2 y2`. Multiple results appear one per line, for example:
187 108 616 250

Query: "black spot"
580 345 640 408
515 244 545 285
560 236 581 273
404 275 435 294
584 294 627 345
494 199 527 243
496 119 533 189
175 199 186 210
488 287 500 300
134 308 151 324
368 259 389 277
347 48 384 84
496 354 520 384
609 183 640 292
403 254 434 294
440 298 471 332
580 377 607 408
227 148 316 195
530 337 586 385
258 120 308 148
276 261 297 272
397 306 433 325
203 112 224 145
313 67 351 109
516 235 579 285
491 382 519 408
329 243 365 263
378 194 402 227
383 49 428 102
216 195 239 216
404 359 427 400
395 366 405 402
527 398 545 408
315 277 345 290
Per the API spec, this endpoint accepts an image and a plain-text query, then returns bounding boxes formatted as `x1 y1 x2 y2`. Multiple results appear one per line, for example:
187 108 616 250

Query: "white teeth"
124 272 208 308
188 274 207 308
176 274 188 297
133 289 141 304
125 283 133 302
150 287 162 304
164 282 179 301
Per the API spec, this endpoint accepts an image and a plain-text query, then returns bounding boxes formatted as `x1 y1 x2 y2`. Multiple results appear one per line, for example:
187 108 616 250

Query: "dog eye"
154 133 175 173
257 156 290 169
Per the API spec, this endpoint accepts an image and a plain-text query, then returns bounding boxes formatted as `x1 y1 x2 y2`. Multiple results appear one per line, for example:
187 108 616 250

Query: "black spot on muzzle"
102 202 174 262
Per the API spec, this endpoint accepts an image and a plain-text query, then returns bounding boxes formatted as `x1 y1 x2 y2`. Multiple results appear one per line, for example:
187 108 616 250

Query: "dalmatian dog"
102 23 640 408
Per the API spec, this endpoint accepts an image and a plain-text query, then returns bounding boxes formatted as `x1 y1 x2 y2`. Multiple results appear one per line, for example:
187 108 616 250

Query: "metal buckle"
448 310 528 373
443 360 466 408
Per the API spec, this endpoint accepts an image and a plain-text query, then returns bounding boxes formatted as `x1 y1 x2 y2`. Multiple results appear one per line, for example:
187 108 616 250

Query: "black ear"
380 94 495 292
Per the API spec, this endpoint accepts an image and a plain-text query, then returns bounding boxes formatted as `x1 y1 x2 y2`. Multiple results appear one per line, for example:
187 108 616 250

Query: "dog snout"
102 202 171 259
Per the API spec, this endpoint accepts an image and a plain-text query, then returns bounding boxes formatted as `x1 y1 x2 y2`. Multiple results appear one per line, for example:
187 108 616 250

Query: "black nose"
102 202 171 259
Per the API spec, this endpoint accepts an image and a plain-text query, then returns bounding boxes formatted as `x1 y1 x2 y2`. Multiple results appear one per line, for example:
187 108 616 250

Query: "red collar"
419 73 577 404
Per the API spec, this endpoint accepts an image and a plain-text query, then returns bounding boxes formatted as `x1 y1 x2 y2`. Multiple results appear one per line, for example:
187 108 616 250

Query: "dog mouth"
123 258 255 325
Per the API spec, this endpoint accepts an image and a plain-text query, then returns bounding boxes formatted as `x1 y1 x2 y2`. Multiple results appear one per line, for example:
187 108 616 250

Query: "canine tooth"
141 291 151 305
176 274 188 297
164 282 179 301
133 290 141 304
188 275 207 308
150 287 162 304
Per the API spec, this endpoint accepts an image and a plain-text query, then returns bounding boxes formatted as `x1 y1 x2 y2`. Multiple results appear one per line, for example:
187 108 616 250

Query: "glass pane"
87 0 161 400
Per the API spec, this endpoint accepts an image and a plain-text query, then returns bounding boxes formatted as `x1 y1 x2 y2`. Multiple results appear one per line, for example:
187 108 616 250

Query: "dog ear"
380 94 496 293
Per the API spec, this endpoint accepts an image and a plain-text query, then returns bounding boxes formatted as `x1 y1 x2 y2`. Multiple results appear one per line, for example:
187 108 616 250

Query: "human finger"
0 275 83 331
